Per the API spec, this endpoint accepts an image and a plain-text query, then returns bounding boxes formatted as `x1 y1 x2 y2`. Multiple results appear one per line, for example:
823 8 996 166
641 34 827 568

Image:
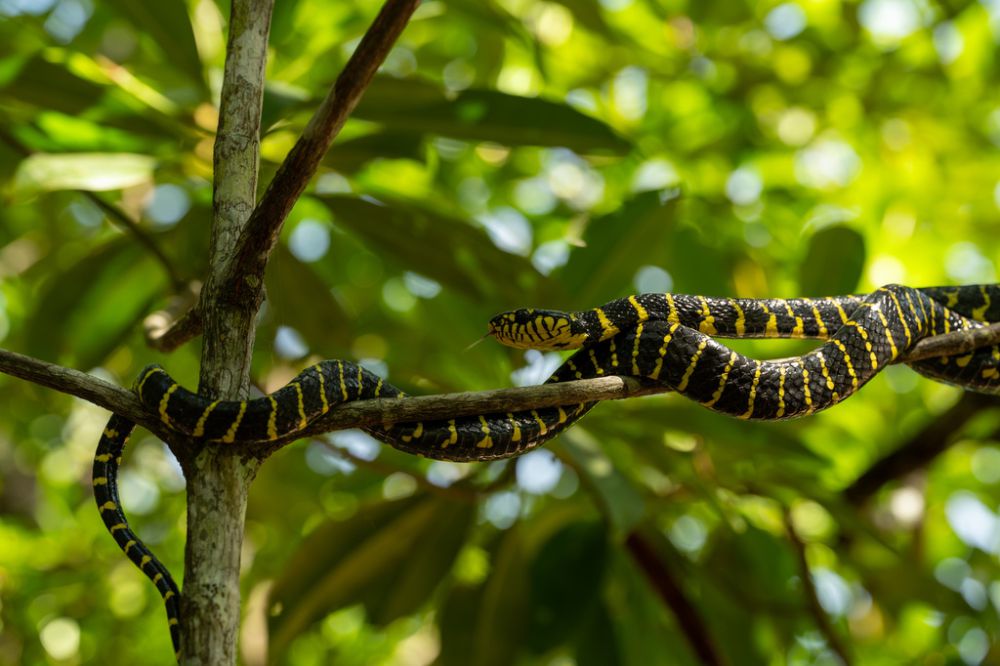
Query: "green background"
0 0 999 664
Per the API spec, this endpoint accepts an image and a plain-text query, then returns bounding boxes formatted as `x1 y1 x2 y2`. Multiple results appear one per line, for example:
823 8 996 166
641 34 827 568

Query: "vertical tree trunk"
173 0 416 660
180 1 274 663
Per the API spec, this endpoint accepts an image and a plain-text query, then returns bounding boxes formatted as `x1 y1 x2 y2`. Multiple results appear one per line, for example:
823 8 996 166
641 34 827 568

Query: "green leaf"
25 239 168 368
435 583 482 665
694 546 783 666
666 224 734 296
558 192 741 305
588 401 828 481
558 191 680 307
261 83 312 132
443 1 549 78
266 244 352 354
687 1 753 23
575 602 621 666
447 0 534 46
13 113 155 154
703 524 801 613
270 0 305 43
323 131 426 174
358 498 475 627
0 56 105 115
12 153 156 197
797 225 866 297
102 0 206 90
354 77 631 153
318 194 544 302
609 547 701 666
438 528 530 666
0 135 22 184
626 528 764 666
269 497 414 630
555 430 645 535
548 0 614 37
267 494 474 649
527 521 608 653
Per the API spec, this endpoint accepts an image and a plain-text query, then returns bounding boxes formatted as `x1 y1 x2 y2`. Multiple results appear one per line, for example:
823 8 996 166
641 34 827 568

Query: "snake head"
488 308 590 350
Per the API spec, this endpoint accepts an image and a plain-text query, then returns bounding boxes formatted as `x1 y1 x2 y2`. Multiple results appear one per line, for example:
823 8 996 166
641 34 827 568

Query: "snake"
93 283 1000 659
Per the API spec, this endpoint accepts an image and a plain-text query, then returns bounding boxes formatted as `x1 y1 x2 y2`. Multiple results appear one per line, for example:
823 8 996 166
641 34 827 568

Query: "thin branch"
4 313 1000 453
625 531 726 666
160 0 420 349
220 0 420 298
0 127 185 292
783 508 852 665
0 348 165 435
0 343 663 442
286 375 664 445
903 322 1000 362
145 288 203 352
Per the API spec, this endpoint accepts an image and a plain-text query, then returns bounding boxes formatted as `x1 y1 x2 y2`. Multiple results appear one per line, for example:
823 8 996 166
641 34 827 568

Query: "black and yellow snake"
93 283 1000 658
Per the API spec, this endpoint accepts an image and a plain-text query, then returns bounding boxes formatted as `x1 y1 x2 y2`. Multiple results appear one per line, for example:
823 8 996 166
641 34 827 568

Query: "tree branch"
903 322 1000 362
219 0 420 300
0 348 155 430
296 375 663 439
4 315 1000 455
0 345 664 443
155 0 421 351
144 286 202 352
180 0 275 661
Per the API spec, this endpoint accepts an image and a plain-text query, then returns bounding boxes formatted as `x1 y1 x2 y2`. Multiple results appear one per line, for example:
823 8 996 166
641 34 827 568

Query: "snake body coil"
94 283 1000 659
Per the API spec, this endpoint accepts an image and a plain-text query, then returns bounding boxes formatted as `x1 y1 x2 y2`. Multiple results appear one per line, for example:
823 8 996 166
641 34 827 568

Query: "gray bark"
182 0 273 663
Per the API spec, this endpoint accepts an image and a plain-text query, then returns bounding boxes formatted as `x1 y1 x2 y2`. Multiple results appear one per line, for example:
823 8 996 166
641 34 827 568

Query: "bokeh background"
1 0 1000 663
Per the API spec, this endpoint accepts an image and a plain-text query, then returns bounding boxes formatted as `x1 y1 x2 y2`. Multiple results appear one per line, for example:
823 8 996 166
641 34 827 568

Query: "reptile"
488 284 1000 399
94 283 1000 659
94 359 593 660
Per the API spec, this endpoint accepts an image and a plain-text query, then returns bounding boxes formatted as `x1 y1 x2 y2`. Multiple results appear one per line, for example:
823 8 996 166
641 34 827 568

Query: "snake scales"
93 283 1000 658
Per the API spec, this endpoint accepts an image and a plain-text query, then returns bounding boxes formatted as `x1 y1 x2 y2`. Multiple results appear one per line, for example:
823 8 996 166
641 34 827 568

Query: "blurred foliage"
0 0 999 664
